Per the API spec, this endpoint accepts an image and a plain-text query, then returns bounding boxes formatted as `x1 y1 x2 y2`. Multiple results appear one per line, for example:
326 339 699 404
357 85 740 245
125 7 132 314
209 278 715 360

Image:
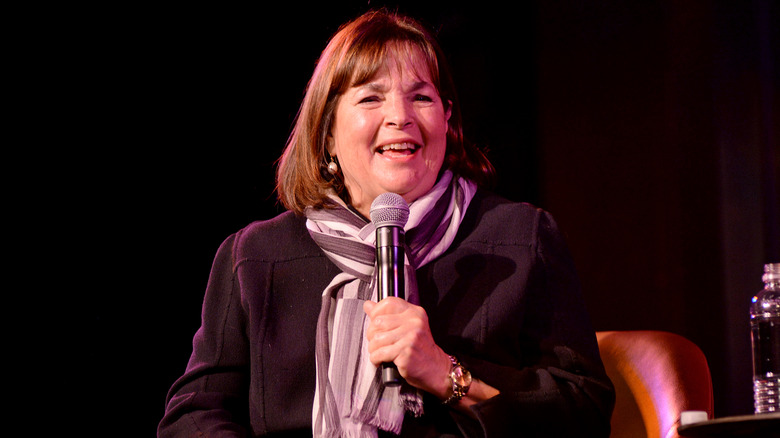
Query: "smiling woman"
159 8 614 438
327 49 451 217
275 10 495 216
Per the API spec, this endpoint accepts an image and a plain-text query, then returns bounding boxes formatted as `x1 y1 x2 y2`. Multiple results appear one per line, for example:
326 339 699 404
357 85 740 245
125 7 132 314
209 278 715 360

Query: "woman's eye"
359 96 380 104
414 94 434 102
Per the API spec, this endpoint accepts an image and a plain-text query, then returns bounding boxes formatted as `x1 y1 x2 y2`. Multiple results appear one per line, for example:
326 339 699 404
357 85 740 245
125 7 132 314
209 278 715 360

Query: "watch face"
452 365 472 387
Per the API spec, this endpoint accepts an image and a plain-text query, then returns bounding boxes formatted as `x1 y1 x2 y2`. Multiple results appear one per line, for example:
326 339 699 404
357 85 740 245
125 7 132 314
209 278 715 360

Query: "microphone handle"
375 226 405 387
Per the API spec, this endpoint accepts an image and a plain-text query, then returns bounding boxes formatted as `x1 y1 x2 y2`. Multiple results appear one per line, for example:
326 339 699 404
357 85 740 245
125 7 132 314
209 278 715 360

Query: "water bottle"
750 262 780 413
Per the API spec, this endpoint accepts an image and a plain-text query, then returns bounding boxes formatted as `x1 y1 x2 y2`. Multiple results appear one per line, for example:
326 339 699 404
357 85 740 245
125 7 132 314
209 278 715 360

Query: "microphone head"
370 193 409 228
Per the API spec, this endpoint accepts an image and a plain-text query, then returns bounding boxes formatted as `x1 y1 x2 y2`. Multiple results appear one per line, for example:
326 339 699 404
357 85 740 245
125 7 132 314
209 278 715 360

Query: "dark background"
62 1 778 435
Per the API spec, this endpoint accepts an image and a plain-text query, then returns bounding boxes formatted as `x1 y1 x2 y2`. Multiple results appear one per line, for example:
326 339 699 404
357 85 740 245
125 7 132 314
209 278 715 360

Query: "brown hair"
276 9 495 214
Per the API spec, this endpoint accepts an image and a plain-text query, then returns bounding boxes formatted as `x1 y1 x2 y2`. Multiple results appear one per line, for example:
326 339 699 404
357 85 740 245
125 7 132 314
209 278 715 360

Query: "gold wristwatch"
443 355 472 405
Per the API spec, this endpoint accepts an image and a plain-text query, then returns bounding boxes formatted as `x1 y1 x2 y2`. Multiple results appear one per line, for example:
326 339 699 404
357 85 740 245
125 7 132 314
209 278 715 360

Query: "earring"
327 159 339 175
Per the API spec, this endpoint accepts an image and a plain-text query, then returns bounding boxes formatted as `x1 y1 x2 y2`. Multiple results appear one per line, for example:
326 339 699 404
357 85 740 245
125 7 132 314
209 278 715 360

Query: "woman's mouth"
377 142 420 156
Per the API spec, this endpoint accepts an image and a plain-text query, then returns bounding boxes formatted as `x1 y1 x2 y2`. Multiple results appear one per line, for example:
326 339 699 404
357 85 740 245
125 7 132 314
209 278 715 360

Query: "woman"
159 9 614 437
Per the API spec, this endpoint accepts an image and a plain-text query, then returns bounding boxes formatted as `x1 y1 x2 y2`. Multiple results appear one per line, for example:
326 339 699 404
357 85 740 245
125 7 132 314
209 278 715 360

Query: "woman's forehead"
379 56 431 83
352 44 434 87
353 41 430 76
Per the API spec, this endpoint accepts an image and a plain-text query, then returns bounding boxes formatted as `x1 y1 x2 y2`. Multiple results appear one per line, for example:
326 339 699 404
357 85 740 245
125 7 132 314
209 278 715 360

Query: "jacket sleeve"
455 210 615 438
157 233 251 438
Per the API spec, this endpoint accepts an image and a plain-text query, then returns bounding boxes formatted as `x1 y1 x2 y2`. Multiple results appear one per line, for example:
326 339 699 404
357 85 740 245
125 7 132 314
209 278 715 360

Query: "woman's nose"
384 98 413 128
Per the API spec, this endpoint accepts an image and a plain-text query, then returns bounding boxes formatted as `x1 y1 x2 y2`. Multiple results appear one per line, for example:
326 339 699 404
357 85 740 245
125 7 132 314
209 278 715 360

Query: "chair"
596 330 714 438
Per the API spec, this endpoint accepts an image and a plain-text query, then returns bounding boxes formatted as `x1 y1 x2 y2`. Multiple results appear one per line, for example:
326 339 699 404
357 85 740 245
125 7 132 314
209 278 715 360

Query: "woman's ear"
445 100 453 122
326 133 336 155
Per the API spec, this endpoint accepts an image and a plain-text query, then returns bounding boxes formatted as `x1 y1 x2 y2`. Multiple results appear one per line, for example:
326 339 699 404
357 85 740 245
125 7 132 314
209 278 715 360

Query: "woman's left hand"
363 297 451 398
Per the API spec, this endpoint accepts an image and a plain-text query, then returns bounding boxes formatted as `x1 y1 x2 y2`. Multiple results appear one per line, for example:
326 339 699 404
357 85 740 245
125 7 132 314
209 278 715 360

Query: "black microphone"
369 193 410 387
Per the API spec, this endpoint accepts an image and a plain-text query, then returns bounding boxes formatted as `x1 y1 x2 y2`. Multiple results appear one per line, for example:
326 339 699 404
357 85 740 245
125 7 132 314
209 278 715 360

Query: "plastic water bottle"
750 262 780 413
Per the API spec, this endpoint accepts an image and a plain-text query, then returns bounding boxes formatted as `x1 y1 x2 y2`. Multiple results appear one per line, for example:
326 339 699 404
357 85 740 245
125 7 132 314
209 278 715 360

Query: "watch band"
443 355 472 405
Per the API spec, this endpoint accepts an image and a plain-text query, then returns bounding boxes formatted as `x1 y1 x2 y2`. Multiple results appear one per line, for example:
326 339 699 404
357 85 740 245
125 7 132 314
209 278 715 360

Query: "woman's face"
328 50 451 218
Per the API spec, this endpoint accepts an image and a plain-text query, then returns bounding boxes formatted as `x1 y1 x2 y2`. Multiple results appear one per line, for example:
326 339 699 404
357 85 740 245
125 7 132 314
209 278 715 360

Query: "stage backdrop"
68 1 778 436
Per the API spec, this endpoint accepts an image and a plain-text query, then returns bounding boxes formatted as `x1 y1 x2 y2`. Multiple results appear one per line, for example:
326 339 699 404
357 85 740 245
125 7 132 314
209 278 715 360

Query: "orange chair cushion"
596 331 714 438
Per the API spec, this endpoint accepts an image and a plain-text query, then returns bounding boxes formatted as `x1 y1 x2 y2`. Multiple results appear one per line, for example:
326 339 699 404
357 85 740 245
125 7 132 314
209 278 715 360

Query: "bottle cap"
680 410 709 426
763 263 780 283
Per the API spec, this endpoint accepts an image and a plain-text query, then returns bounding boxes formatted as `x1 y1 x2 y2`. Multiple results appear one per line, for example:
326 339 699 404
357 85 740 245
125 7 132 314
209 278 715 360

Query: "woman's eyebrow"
406 81 433 93
360 82 387 93
356 80 433 93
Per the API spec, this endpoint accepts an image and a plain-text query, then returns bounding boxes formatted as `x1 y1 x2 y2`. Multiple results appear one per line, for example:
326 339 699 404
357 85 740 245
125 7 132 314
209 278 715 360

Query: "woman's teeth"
379 142 418 153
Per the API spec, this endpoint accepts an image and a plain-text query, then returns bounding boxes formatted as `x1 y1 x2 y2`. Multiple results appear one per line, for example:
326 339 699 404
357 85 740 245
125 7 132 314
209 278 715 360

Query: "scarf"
305 171 476 438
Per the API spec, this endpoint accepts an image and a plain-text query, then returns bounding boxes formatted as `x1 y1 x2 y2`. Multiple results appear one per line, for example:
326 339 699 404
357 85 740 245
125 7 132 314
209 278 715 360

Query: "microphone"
369 193 410 387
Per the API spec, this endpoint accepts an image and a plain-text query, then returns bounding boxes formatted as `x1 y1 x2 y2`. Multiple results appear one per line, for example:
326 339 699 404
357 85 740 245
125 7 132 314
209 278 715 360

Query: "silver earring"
327 159 339 175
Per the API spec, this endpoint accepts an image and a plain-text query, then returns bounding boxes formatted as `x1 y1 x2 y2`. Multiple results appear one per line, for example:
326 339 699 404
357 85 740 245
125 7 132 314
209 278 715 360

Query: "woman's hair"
276 9 495 214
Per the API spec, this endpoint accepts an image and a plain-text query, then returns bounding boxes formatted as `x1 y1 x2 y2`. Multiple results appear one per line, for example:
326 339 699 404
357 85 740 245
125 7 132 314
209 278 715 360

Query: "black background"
49 1 778 436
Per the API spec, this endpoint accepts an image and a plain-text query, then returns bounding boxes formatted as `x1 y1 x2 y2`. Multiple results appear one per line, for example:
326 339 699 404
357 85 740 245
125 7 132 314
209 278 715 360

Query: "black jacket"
158 190 615 437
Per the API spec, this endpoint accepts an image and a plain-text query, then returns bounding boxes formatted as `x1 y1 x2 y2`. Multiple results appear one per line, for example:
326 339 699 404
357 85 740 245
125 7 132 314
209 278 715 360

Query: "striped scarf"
305 171 476 438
